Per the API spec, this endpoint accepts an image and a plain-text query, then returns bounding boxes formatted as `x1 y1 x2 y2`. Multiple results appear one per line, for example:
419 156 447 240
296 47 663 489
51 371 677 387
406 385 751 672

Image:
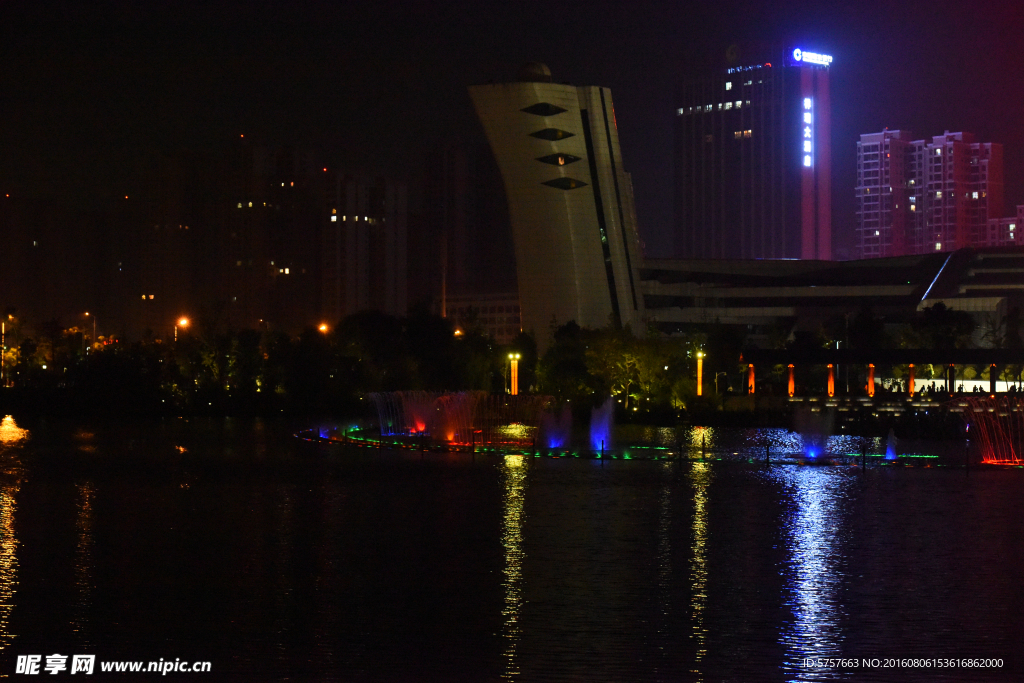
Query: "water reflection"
500 454 527 679
654 461 672 670
688 461 712 680
776 467 851 681
71 482 96 644
0 416 27 445
0 483 18 654
0 416 25 655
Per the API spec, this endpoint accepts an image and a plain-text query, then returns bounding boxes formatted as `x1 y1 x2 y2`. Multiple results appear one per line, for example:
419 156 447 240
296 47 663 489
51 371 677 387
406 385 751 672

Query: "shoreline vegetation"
0 308 994 440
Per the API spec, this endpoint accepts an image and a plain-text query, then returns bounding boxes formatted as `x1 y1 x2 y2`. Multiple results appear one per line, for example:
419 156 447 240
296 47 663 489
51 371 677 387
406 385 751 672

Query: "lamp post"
696 351 704 396
509 353 520 396
715 371 729 395
83 312 96 353
175 317 189 342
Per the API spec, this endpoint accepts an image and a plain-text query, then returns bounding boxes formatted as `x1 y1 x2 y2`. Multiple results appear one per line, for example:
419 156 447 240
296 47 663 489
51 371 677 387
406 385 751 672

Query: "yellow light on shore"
696 351 703 396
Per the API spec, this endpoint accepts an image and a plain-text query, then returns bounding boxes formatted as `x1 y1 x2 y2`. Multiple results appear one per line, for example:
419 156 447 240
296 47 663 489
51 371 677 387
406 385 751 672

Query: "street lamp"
715 371 729 395
83 312 96 352
318 323 329 334
175 317 189 342
508 353 521 396
696 351 704 396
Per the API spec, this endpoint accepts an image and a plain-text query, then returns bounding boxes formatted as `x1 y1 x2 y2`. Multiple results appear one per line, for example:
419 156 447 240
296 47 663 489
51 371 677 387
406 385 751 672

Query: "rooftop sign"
792 48 833 66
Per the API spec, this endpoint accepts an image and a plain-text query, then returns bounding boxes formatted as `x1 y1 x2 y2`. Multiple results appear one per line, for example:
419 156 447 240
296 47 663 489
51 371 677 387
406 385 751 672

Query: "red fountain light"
960 396 1024 464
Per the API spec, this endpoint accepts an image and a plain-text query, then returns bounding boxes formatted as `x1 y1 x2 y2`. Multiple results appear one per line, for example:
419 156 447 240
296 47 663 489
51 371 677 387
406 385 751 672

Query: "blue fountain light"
590 397 614 452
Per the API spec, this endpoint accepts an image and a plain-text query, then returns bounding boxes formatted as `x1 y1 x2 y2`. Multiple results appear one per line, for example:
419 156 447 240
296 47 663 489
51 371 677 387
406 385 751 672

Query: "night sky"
3 0 1023 259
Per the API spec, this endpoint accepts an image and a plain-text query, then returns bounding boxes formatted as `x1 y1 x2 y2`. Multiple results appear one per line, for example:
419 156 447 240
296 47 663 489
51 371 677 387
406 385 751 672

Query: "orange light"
788 364 795 397
827 364 835 397
178 317 189 328
318 323 328 333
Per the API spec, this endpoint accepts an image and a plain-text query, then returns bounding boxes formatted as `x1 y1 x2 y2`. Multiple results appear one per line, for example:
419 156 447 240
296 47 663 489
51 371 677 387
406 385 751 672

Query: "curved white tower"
469 64 646 347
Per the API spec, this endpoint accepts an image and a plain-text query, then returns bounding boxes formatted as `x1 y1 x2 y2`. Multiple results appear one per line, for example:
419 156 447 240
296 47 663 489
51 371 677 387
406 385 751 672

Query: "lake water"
0 416 1020 681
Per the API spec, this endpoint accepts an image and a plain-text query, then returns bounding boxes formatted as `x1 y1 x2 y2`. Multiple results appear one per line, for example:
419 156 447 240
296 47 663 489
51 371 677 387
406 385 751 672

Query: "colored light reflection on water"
774 467 852 680
0 416 28 445
500 454 527 679
688 461 712 679
0 483 17 656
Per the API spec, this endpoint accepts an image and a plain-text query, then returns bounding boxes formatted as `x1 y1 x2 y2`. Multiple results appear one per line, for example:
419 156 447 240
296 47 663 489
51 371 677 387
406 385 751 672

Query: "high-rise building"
674 47 833 260
321 176 408 323
856 130 1004 258
469 63 646 345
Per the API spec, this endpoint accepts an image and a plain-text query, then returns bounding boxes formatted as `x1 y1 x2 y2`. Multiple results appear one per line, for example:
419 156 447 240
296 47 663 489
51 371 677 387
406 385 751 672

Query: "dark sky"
3 0 1023 259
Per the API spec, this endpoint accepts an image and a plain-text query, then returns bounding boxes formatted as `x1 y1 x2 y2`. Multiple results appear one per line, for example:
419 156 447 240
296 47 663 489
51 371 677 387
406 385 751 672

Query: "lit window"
744 130 752 138
735 101 741 108
803 155 812 167
726 82 732 90
973 191 979 199
236 260 242 266
911 205 916 212
332 208 337 214
237 203 242 208
331 215 337 222
936 242 942 250
875 230 880 236
734 131 742 139
803 97 812 109
149 295 154 299
1011 224 1016 229
803 141 812 153
677 108 685 115
935 148 942 155
936 191 942 198
248 202 252 207
717 103 722 110
284 268 289 274
725 102 732 110
290 182 294 186
803 112 812 123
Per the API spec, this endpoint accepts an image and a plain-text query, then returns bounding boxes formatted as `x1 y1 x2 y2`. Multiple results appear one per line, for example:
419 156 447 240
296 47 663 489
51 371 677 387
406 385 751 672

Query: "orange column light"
908 364 915 396
827 364 835 398
747 364 755 395
509 353 520 396
787 364 795 397
696 352 703 397
867 364 875 397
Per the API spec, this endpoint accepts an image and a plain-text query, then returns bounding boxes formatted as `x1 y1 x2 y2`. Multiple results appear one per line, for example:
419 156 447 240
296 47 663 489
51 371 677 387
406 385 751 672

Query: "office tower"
856 130 1004 258
469 63 646 344
321 176 408 323
674 47 833 260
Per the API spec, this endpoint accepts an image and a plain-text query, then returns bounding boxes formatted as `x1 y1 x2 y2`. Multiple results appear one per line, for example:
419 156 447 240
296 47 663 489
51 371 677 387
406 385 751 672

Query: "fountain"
590 397 614 452
540 404 572 449
885 428 898 460
793 407 834 459
960 395 1024 464
366 391 552 446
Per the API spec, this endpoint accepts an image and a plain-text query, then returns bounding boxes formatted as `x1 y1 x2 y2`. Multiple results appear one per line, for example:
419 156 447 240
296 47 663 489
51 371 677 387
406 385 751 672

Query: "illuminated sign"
792 48 833 66
802 98 813 167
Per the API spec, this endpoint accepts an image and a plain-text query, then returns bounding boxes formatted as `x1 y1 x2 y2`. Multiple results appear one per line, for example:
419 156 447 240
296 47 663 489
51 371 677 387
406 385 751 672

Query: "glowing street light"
509 353 521 396
83 312 96 352
318 323 329 334
175 317 189 342
696 351 704 396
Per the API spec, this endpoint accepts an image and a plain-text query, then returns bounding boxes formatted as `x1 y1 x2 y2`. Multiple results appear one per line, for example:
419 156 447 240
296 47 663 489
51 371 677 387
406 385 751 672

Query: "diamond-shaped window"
530 128 574 141
521 102 568 116
537 153 581 166
542 177 588 190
